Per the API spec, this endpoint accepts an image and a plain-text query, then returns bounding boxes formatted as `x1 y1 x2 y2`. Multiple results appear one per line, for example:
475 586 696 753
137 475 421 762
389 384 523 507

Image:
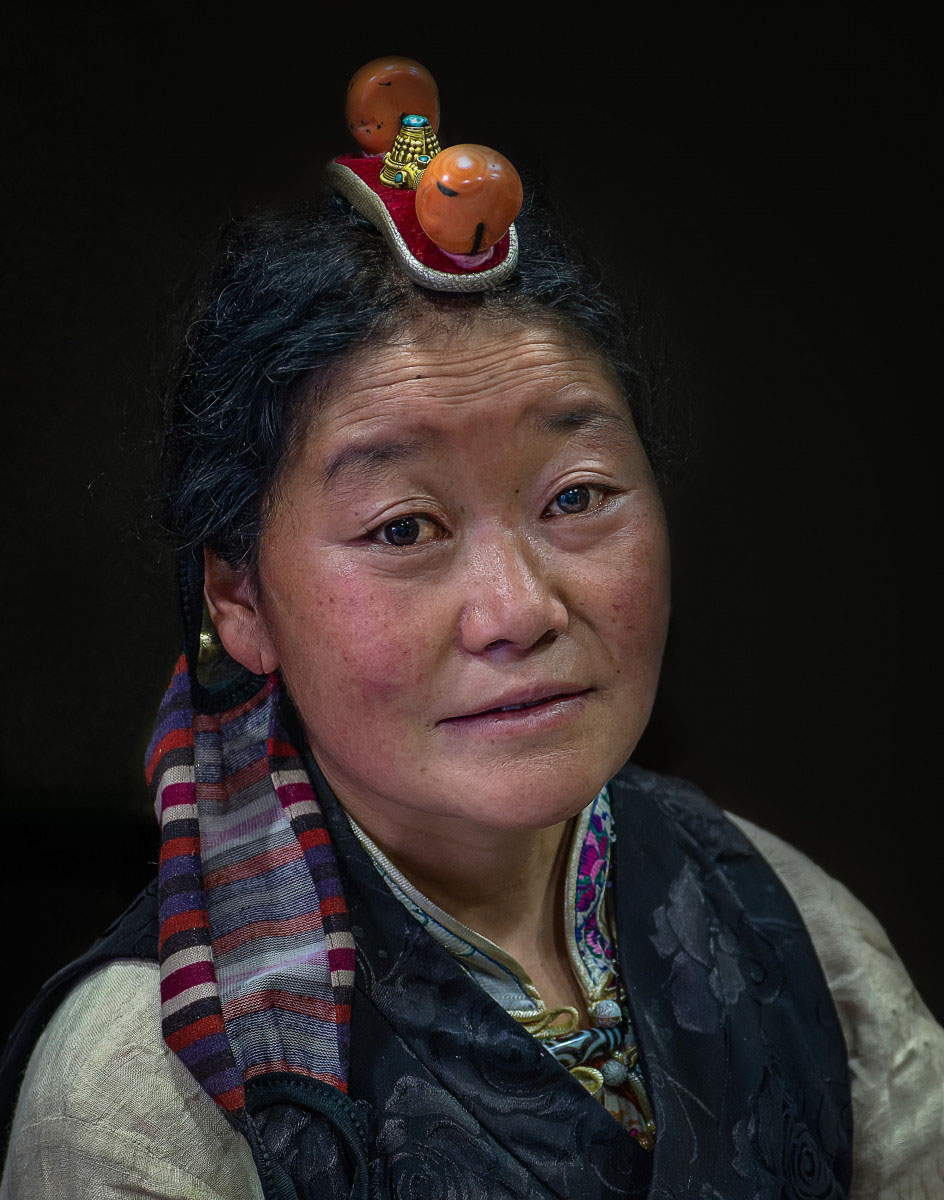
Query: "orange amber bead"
346 57 440 156
415 145 523 257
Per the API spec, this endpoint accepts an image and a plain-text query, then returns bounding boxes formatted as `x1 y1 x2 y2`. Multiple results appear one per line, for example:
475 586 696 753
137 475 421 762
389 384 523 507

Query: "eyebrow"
320 402 632 489
533 402 633 440
321 438 428 488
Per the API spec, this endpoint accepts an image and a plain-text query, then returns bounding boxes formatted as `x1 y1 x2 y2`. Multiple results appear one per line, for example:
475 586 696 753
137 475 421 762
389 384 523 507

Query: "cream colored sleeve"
729 813 944 1200
0 960 263 1200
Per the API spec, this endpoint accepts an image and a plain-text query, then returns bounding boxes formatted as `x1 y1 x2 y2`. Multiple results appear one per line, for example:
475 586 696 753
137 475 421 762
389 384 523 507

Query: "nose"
457 527 569 655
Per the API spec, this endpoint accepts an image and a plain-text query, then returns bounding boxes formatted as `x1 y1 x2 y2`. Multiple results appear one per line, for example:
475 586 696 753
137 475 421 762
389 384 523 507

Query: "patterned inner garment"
348 787 656 1148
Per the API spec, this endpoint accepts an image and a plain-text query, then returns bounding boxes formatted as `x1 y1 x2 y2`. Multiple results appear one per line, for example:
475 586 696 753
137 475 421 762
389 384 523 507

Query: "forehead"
307 320 631 450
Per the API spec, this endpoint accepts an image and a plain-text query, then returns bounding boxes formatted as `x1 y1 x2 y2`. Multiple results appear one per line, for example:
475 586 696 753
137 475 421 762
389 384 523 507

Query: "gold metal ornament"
510 1004 580 1040
379 114 441 189
570 1065 605 1096
198 604 224 667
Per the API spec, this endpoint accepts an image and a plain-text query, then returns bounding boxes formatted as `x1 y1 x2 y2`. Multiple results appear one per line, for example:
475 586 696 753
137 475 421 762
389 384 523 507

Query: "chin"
438 755 622 832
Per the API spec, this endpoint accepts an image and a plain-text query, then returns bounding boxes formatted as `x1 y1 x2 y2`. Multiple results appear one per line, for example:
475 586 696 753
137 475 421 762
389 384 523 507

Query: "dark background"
2 7 940 1041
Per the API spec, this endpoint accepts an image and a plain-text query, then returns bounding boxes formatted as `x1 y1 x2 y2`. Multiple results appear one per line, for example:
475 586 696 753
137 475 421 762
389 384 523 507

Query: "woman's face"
228 321 670 836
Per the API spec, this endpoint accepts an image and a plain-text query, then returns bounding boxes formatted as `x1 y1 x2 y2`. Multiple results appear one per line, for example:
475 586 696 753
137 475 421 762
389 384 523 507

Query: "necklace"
515 990 656 1151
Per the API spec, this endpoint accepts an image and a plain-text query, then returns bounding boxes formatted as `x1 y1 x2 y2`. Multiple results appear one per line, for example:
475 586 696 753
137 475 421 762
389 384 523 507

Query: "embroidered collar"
347 787 655 1141
348 786 616 1015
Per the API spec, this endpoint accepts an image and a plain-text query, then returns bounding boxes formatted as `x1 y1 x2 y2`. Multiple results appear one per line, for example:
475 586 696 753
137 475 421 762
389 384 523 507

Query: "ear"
203 548 280 676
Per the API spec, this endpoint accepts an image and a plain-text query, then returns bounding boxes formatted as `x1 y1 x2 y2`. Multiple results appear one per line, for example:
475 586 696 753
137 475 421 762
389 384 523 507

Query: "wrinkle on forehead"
274 320 639 509
312 322 624 430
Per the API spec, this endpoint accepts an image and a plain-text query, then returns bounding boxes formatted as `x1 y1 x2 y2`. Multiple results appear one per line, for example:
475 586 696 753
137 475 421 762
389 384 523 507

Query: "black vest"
1 763 853 1199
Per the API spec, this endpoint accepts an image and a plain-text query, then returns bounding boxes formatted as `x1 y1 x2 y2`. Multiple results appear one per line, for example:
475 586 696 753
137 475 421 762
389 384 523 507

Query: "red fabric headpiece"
326 154 519 293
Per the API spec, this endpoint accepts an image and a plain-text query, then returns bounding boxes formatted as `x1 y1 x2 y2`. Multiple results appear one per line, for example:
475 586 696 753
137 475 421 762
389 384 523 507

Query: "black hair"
161 182 686 570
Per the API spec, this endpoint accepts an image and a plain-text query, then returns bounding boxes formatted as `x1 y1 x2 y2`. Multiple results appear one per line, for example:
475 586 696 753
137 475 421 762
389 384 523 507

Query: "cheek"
608 563 670 631
273 564 436 713
592 527 671 666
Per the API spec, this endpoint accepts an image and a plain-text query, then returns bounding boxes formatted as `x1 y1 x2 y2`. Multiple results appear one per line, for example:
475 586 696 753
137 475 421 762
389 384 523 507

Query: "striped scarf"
145 656 355 1117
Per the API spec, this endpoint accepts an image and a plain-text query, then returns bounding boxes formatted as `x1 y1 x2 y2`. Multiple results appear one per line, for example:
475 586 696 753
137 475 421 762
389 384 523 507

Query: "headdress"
327 56 523 291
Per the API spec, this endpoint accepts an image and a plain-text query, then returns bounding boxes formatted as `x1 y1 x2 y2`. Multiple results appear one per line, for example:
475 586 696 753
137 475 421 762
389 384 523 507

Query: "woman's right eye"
372 515 442 547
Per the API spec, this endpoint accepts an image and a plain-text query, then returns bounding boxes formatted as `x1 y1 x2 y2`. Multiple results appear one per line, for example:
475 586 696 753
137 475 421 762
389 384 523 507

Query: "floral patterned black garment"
260 754 850 1200
606 767 853 1198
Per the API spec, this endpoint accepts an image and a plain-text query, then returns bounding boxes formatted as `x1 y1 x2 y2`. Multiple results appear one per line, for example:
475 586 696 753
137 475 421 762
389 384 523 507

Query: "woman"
1 63 942 1197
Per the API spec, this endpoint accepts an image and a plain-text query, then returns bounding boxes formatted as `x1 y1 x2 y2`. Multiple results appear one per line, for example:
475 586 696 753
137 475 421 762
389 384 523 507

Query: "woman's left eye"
545 484 595 516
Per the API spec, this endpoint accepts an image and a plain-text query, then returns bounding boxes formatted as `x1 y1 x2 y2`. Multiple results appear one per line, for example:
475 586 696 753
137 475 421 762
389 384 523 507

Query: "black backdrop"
2 7 941 1040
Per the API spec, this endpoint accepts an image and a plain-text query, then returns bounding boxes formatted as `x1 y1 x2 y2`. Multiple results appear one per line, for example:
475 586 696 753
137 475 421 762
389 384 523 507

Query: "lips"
441 685 591 724
493 697 559 713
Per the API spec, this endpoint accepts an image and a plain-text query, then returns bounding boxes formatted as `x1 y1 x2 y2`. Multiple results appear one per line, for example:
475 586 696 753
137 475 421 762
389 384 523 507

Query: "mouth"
440 687 593 727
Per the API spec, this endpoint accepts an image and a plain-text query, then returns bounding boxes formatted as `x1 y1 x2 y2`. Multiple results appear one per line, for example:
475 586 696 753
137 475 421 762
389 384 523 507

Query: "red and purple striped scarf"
145 656 355 1117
